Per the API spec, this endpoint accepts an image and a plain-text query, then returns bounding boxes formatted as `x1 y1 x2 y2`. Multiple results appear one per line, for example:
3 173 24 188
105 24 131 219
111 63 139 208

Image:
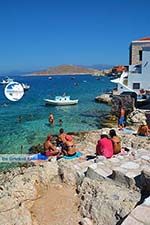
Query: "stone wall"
130 42 150 65
111 95 135 117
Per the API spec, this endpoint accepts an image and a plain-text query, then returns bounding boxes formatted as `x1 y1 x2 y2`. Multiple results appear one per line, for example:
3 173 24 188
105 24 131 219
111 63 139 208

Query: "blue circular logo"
4 82 24 101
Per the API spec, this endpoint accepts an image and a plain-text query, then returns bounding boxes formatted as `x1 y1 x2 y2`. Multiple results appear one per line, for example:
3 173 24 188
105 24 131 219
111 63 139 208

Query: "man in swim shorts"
118 107 126 129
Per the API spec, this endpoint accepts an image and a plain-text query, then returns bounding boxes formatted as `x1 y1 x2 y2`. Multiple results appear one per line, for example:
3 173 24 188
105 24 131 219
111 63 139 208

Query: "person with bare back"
43 135 60 157
118 106 126 129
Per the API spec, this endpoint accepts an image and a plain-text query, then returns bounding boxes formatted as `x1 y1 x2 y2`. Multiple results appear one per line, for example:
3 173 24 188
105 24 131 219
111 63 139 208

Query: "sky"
0 0 150 72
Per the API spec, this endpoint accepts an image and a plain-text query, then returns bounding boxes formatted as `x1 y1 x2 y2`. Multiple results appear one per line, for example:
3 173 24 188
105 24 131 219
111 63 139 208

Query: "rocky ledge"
0 126 150 225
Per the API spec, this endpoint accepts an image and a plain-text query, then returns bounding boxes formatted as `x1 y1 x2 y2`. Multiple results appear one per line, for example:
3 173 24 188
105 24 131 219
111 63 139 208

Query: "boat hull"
44 99 78 106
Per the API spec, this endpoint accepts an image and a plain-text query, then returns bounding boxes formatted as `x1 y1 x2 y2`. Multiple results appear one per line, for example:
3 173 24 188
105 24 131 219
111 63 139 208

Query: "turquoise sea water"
0 75 115 155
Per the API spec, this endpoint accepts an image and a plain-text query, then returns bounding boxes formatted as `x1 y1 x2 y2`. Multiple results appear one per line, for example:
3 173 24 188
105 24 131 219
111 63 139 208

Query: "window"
133 83 140 89
139 50 142 61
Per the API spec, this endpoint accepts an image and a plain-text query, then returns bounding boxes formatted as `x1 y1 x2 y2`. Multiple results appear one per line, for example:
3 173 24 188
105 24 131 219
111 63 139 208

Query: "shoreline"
23 73 103 77
0 125 150 224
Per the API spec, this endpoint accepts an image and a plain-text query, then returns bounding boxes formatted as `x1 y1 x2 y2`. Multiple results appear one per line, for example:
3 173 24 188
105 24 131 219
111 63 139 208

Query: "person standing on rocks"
118 106 126 129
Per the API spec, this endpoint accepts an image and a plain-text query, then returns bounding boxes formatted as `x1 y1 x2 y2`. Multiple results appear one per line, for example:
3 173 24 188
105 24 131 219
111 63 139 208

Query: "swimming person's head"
59 128 64 134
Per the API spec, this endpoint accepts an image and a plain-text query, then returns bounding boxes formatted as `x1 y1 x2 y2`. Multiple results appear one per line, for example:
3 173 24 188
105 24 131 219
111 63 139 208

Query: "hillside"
32 64 102 76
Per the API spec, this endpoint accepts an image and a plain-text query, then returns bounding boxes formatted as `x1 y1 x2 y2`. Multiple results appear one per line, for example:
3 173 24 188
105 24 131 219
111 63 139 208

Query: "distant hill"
89 64 114 70
32 64 103 76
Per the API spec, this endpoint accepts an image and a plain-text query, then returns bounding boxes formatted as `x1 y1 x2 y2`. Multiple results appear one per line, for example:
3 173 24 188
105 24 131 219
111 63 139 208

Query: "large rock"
128 109 147 123
0 162 59 225
78 177 140 225
140 168 150 192
57 159 78 186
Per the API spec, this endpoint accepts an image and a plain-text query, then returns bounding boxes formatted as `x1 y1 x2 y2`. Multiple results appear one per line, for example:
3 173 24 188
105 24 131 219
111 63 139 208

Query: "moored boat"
0 77 14 85
44 96 78 106
21 83 30 91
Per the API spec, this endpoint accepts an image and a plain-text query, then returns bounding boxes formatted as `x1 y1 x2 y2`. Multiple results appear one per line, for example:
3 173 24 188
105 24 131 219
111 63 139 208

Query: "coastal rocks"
100 114 117 128
0 162 59 225
57 159 78 186
141 168 150 192
78 177 140 225
111 95 135 116
0 129 150 225
95 93 112 104
122 196 150 225
80 217 93 225
128 109 147 124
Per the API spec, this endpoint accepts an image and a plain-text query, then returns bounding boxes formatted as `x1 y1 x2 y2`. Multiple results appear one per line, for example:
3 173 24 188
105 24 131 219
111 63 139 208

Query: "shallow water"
0 75 115 154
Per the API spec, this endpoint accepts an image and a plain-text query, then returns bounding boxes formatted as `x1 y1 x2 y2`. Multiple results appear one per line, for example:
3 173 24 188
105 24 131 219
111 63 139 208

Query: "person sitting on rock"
96 131 113 158
109 129 121 154
43 134 60 157
63 135 76 156
137 120 150 136
56 128 67 150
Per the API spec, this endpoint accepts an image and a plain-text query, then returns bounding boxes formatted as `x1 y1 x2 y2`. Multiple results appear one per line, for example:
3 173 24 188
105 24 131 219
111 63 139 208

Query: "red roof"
139 37 150 41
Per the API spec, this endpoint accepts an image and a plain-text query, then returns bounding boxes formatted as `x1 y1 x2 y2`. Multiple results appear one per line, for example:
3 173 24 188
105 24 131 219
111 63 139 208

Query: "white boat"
44 96 78 106
21 83 30 91
48 76 52 80
0 77 14 85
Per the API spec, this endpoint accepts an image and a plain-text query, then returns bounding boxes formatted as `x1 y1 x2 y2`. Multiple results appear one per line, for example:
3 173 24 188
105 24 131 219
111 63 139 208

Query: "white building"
112 37 150 95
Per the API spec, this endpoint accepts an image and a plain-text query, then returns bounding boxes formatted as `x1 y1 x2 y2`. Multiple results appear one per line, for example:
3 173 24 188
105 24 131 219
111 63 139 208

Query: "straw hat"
101 131 108 136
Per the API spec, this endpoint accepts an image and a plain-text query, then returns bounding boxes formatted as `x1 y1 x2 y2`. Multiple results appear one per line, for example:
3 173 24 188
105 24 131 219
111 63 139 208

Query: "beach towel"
63 151 83 160
120 128 135 134
28 153 48 161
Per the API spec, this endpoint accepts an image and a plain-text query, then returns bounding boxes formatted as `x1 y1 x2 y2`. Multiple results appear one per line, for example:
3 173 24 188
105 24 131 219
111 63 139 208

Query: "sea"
0 74 115 157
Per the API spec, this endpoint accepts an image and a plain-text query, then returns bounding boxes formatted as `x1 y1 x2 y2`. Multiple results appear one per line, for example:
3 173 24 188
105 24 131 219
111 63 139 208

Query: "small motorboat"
21 83 30 91
48 76 52 80
44 96 78 106
0 77 14 85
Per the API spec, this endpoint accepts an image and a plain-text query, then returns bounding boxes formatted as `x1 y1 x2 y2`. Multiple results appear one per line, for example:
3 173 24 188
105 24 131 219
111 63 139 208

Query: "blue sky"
0 0 150 72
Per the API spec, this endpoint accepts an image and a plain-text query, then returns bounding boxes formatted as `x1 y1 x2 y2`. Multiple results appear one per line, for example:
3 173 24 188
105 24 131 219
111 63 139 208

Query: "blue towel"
63 151 83 160
28 153 48 161
121 128 135 134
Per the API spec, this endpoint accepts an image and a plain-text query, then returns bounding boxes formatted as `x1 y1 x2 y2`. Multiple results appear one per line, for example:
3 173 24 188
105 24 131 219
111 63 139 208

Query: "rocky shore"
0 109 150 225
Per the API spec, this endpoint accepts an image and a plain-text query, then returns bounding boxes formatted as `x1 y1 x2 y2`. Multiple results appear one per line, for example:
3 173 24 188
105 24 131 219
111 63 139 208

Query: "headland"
32 64 107 76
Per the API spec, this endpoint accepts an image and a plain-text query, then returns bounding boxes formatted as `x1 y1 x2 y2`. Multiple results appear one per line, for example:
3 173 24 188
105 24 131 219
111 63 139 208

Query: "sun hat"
65 135 73 141
101 131 108 136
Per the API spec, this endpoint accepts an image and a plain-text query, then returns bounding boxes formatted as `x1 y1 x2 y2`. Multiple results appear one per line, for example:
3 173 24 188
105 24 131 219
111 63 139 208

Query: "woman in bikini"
63 135 76 156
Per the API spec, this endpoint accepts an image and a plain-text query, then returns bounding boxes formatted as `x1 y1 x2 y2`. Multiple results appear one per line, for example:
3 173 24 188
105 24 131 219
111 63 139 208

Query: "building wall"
142 50 150 89
128 50 150 91
128 73 142 91
130 42 150 65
